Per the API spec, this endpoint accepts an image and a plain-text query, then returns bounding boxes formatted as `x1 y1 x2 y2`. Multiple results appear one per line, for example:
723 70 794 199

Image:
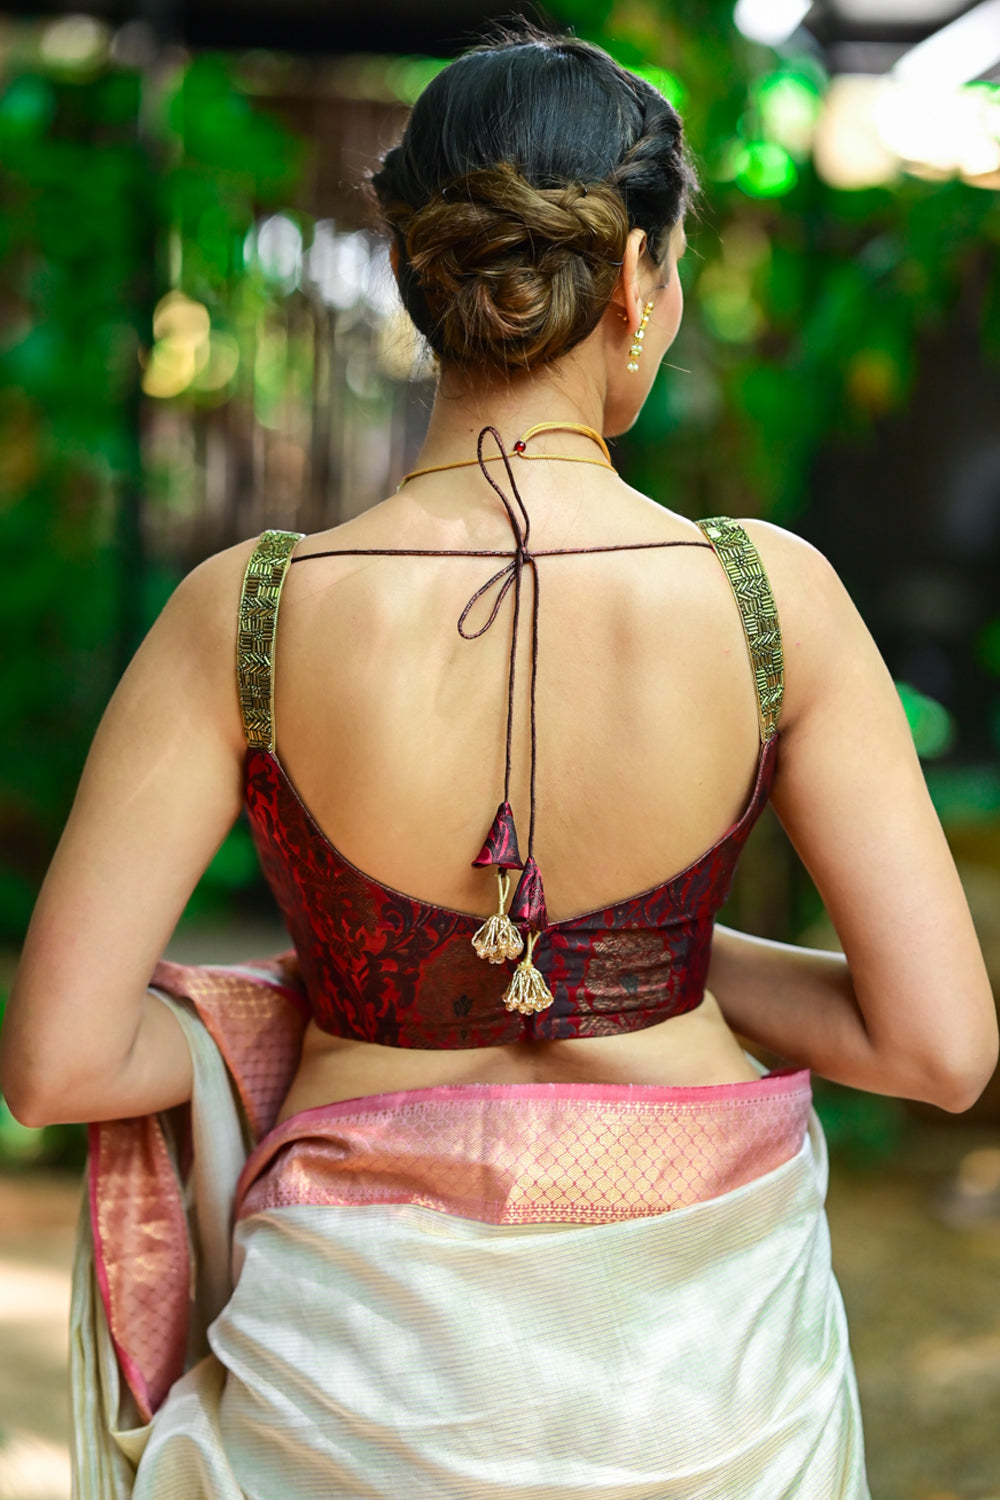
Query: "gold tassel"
501 930 554 1015
472 870 524 964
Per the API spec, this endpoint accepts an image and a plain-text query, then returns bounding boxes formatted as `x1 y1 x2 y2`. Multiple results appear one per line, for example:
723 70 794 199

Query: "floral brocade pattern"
244 739 779 1049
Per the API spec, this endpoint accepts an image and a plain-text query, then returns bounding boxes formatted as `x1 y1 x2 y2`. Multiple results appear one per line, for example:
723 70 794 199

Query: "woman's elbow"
0 1039 36 1126
0 1073 61 1130
0 1056 83 1127
0 992 73 1126
933 1053 998 1114
0 1039 94 1128
912 1027 999 1114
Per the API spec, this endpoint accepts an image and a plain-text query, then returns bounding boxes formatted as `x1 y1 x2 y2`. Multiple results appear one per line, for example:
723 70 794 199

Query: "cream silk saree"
70 959 869 1499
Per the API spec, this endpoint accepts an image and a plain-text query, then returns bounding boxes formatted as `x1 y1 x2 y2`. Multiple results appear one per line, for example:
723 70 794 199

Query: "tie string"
289 427 713 998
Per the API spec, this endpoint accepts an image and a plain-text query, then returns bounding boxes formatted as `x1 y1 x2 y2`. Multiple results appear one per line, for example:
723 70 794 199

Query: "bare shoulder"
737 517 867 641
736 519 880 731
736 518 846 611
109 537 265 759
149 534 278 678
161 535 261 637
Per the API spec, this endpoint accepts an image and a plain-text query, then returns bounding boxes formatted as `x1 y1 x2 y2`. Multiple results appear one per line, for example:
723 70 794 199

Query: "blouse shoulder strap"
695 516 784 742
237 529 305 752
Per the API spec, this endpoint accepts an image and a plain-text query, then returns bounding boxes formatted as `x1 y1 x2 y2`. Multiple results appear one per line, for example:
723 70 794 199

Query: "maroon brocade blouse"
244 739 778 1048
238 431 785 1050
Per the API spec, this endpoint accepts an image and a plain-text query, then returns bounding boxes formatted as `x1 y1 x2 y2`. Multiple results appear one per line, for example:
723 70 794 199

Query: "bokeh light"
755 71 822 159
305 222 370 310
893 0 1000 90
814 74 1000 189
813 76 901 189
251 213 304 292
152 291 211 346
897 681 958 759
846 347 906 416
143 292 215 399
0 74 55 136
39 14 109 70
734 139 798 197
191 333 241 394
384 55 449 105
633 64 687 111
733 0 811 47
875 80 1000 178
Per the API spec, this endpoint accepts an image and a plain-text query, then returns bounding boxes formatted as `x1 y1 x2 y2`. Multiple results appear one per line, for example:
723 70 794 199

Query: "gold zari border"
237 529 304 750
696 517 784 741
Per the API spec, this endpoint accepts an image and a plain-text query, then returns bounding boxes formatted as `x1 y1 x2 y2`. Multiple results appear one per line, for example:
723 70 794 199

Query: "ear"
610 227 649 332
389 239 401 279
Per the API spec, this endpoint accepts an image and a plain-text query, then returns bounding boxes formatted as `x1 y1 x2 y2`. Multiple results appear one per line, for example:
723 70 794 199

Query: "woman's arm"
0 542 255 1127
708 523 997 1114
708 926 892 1093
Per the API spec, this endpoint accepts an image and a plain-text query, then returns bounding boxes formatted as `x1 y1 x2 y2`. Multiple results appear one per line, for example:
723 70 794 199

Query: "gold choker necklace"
397 421 615 490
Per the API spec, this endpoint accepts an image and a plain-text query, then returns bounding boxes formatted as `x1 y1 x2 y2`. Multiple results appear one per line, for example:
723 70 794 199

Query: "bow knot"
456 428 532 642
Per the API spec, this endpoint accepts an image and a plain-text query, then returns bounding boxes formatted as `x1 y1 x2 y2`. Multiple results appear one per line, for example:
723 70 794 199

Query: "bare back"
273 458 768 1117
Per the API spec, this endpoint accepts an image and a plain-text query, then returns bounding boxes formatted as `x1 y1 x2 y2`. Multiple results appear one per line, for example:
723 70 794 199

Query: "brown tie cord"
291 425 711 883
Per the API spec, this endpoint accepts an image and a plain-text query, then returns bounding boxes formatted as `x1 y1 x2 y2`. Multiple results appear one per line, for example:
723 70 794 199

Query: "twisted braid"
611 90 693 262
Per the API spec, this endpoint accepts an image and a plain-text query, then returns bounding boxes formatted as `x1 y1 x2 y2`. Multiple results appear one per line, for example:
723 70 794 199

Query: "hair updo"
371 25 698 376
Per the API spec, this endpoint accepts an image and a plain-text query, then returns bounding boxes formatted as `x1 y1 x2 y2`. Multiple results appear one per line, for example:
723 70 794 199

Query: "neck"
415 348 610 470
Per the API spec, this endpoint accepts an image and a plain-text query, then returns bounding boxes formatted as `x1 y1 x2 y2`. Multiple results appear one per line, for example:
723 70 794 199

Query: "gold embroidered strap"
237 529 304 751
695 516 784 741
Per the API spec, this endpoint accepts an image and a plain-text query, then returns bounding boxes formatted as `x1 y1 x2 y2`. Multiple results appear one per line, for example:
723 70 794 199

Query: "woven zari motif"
695 517 784 741
237 1073 813 1226
237 529 304 751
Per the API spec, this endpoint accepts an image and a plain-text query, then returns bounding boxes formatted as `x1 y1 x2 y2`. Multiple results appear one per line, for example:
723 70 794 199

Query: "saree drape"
71 959 869 1499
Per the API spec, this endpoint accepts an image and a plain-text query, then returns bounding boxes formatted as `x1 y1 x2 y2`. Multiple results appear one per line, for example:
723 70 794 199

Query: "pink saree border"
87 1114 190 1423
87 956 308 1423
151 955 309 1138
238 1068 812 1228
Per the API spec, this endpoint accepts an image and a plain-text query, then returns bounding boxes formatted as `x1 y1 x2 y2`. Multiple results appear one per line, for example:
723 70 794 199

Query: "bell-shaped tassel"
472 869 525 965
501 930 554 1015
472 801 523 870
508 855 547 929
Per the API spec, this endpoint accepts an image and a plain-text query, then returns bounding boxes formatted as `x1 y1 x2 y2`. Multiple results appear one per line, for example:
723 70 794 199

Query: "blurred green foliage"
812 1076 908 1170
554 0 1000 524
897 682 957 760
0 40 301 944
0 62 143 937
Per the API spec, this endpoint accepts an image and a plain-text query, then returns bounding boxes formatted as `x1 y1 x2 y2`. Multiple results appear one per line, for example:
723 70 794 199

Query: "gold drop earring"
627 299 655 373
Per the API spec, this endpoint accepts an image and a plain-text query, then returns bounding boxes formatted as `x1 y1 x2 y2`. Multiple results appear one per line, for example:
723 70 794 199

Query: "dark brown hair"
371 24 697 376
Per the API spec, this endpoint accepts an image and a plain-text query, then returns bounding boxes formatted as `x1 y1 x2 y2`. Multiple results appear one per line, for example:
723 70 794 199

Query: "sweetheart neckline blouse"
249 737 777 933
239 426 785 1049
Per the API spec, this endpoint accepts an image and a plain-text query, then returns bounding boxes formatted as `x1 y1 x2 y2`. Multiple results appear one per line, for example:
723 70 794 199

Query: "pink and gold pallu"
71 960 870 1499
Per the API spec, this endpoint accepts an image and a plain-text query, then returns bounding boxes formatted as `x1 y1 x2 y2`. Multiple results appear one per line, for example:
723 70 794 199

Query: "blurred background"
0 0 999 1495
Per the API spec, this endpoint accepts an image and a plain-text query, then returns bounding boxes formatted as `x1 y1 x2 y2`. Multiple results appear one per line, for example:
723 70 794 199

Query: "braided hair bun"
372 26 697 376
390 166 628 373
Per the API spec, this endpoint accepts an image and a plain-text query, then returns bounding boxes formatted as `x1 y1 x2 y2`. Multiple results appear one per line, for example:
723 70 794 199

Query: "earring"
627 300 654 373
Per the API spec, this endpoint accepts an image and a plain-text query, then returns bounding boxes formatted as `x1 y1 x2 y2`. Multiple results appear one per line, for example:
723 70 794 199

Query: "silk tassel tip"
501 931 554 1015
472 870 524 964
472 800 523 870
